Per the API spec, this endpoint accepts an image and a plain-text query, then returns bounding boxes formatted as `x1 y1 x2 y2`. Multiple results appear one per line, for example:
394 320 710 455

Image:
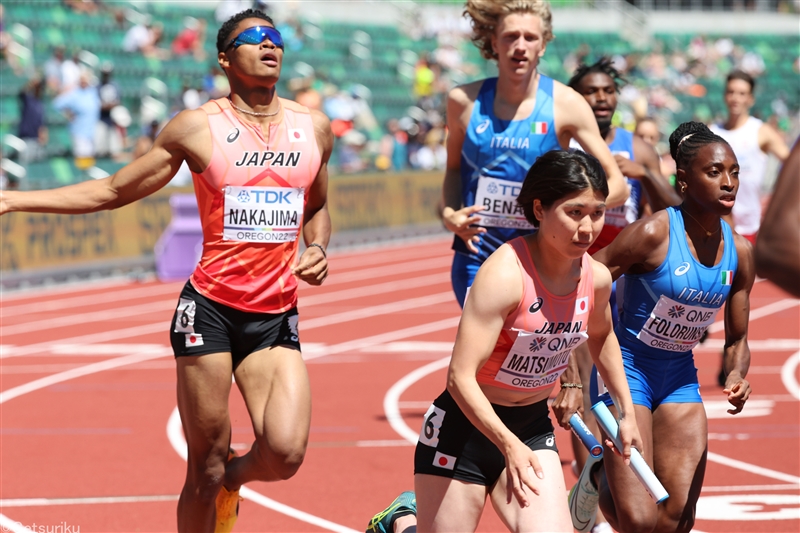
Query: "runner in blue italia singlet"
574 121 755 533
598 205 737 407
452 76 560 303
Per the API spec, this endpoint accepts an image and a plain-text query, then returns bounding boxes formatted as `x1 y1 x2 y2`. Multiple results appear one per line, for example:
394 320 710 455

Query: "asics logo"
674 262 691 276
475 119 491 134
227 127 240 143
546 436 554 447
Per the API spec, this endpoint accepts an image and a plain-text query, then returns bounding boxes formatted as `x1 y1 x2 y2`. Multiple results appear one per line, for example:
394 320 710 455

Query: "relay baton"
591 401 669 503
569 413 603 458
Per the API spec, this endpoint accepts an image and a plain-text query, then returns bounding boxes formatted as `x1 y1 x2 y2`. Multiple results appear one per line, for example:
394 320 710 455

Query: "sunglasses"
225 26 284 51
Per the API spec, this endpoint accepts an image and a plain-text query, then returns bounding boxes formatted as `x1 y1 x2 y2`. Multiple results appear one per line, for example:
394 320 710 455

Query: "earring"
680 184 686 193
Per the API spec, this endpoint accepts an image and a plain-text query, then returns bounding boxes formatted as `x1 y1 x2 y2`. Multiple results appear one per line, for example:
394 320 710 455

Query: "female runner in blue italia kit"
440 0 627 308
569 122 754 533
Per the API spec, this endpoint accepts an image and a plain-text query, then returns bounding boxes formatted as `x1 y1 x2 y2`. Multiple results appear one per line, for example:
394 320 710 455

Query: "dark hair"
567 56 626 92
517 150 608 227
726 69 755 94
668 121 729 171
216 9 274 53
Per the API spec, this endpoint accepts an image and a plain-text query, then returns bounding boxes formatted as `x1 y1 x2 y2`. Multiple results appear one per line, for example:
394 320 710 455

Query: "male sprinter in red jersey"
0 9 333 533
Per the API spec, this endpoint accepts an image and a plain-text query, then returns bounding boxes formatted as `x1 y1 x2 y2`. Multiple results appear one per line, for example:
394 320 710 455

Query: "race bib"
474 176 533 229
636 295 720 352
495 329 587 389
223 186 304 243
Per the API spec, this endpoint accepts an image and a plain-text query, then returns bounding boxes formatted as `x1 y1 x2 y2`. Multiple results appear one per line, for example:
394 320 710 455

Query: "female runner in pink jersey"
411 150 642 533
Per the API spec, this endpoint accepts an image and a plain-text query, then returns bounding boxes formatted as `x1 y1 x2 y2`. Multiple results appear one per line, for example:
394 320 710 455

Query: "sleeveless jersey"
476 237 594 392
189 97 322 313
457 75 560 261
570 128 644 253
617 206 738 358
710 117 767 235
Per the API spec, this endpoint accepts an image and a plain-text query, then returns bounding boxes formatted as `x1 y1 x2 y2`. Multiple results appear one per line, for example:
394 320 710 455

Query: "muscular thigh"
233 345 311 448
489 450 572 533
415 474 486 533
601 404 657 518
176 352 234 460
652 402 707 521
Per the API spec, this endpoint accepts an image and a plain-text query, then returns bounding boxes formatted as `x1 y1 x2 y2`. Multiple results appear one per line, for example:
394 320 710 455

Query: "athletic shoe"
366 491 417 533
568 453 602 533
215 449 242 533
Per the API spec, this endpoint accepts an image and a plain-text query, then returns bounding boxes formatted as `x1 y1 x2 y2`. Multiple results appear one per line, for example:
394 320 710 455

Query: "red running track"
1 236 798 533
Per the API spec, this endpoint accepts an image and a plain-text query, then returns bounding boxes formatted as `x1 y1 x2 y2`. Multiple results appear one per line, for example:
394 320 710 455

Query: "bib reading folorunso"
636 295 720 353
474 176 534 230
223 186 304 243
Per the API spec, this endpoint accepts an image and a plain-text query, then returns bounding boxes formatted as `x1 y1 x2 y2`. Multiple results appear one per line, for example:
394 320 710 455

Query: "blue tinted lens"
230 26 284 50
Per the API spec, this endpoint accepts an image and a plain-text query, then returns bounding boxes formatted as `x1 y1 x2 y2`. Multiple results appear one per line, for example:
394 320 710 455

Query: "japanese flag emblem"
575 297 589 315
288 128 307 142
433 451 456 470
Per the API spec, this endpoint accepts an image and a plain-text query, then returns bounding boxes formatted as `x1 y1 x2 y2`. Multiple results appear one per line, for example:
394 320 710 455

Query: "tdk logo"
246 190 294 204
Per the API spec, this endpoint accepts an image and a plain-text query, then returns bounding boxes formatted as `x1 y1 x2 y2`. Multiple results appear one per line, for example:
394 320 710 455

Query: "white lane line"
780 350 800 401
0 348 172 404
302 292 454 330
166 408 359 533
695 338 800 351
2 300 174 336
708 298 799 333
0 323 167 359
301 273 449 306
328 246 450 271
707 452 800 484
701 483 800 493
322 257 451 287
1 282 181 318
0 495 179 507
0 513 30 533
384 357 451 445
306 317 460 360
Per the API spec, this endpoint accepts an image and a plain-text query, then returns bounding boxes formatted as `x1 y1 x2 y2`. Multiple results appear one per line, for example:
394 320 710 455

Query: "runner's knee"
256 441 306 480
186 444 229 498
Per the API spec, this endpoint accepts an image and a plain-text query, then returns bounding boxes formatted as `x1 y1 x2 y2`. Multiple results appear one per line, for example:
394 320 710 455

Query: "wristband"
307 243 326 258
561 382 583 389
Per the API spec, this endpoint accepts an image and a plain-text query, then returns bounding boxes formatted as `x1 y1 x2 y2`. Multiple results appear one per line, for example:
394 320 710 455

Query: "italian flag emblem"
532 121 548 134
721 270 734 285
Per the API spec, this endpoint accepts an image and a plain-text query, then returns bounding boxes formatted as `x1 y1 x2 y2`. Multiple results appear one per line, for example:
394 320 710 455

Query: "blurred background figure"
53 71 100 168
171 16 206 61
635 116 676 185
95 63 129 160
17 76 48 164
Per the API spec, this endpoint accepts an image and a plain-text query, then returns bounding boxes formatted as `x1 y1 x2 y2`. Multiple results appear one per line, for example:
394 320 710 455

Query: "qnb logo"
237 190 251 203
227 127 240 143
529 336 547 352
668 305 686 319
529 297 543 314
675 262 691 276
476 119 491 134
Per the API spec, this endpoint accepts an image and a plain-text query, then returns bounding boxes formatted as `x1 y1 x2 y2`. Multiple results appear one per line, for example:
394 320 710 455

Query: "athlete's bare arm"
722 234 755 414
758 122 790 162
441 82 486 254
446 244 546 504
293 109 333 286
617 135 681 211
585 259 641 461
551 351 583 429
755 142 800 297
592 211 670 280
553 84 627 209
0 109 209 215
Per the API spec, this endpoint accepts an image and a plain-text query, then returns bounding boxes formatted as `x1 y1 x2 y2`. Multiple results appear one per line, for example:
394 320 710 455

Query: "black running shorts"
414 389 557 486
169 281 301 367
